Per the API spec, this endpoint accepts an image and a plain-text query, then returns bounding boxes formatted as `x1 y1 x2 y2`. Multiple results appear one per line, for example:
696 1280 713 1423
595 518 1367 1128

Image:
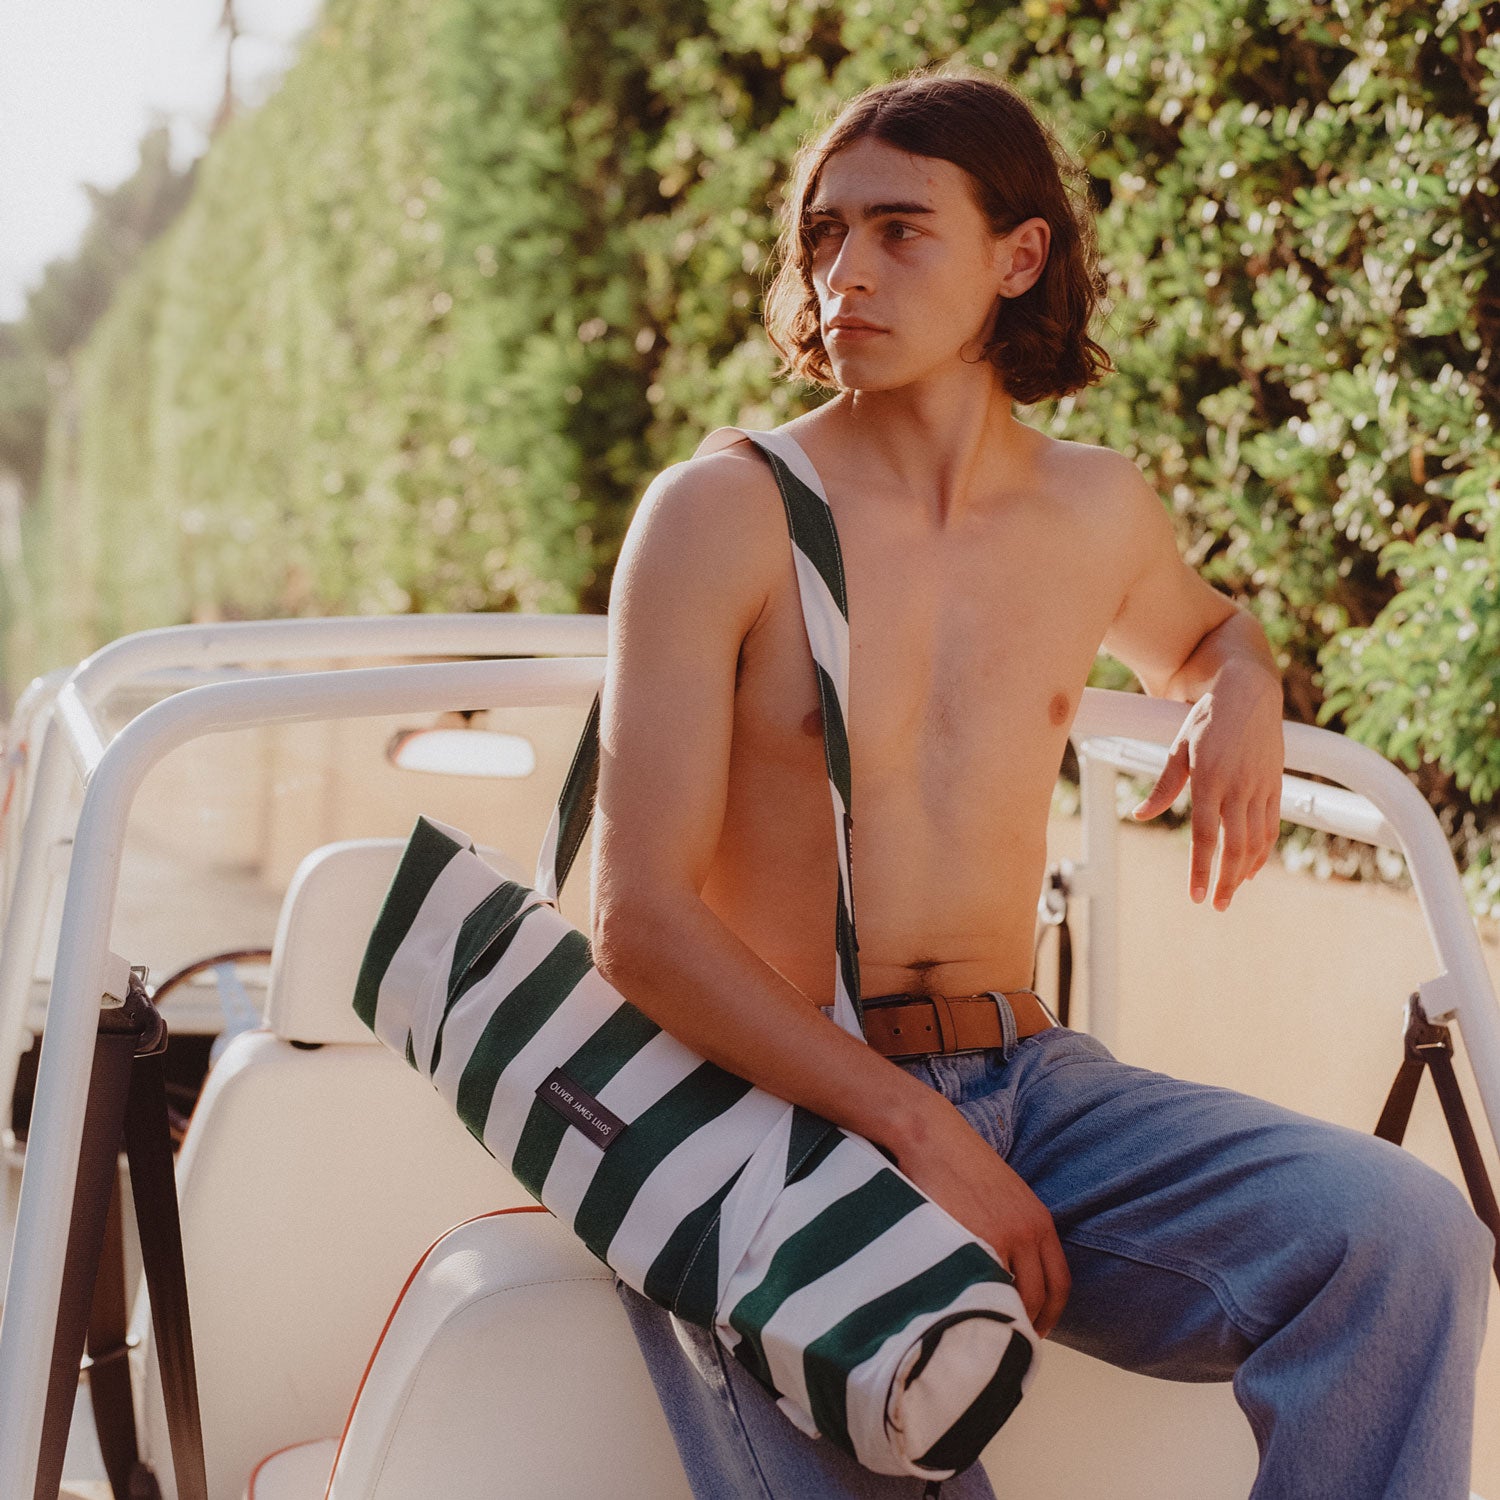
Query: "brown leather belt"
860 990 1056 1060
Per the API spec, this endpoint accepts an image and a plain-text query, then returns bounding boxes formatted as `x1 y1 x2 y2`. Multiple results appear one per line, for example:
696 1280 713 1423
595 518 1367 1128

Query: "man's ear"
998 217 1050 299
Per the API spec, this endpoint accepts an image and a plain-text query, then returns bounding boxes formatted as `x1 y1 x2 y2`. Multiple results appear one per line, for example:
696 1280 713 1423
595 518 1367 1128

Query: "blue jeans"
615 1023 1493 1499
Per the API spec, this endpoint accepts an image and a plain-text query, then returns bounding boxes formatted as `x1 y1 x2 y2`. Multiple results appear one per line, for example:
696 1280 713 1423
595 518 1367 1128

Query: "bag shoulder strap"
533 425 864 1036
533 691 600 902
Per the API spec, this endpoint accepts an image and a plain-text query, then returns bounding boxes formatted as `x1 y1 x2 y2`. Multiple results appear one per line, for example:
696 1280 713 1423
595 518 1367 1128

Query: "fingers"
1251 787 1281 877
1000 1228 1071 1339
1035 1229 1072 1339
1211 801 1249 910
1006 1240 1047 1331
1131 741 1189 822
1210 784 1282 905
1189 788 1220 903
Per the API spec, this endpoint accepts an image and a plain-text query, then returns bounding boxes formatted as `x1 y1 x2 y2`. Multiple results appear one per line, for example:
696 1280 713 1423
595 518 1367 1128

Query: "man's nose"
825 230 874 295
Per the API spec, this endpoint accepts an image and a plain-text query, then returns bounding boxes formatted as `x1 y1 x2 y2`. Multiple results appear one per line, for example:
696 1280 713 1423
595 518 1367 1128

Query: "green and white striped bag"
353 427 1038 1479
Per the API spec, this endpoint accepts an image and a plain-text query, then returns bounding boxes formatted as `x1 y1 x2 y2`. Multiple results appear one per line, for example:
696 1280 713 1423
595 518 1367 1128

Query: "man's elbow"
591 887 675 993
1160 603 1278 702
591 894 638 988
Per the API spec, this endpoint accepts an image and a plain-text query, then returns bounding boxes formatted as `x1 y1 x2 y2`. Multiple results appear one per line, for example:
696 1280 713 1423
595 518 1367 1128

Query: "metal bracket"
1037 865 1071 926
1402 992 1454 1060
98 953 137 1010
1416 972 1464 1025
79 1331 140 1373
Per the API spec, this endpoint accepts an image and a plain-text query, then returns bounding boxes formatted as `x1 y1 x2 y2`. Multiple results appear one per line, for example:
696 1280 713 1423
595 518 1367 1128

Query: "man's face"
806 137 1009 393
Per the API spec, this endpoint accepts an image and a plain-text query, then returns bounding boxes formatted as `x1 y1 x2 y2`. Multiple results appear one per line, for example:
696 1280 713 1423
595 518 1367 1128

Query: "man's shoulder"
636 436 785 530
619 435 789 586
1028 433 1164 541
1036 433 1153 500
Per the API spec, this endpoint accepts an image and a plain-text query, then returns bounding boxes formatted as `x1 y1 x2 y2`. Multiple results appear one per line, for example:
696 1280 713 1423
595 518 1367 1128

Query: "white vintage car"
0 614 1494 1499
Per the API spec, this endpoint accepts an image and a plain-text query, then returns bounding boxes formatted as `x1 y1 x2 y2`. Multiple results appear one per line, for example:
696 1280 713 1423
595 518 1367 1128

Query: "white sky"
0 0 323 322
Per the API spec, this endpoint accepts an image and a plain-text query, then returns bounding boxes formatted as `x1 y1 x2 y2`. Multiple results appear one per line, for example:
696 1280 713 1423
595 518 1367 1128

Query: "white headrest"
264 837 526 1045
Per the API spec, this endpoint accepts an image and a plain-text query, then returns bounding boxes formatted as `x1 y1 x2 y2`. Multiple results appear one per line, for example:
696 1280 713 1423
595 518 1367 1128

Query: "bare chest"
732 496 1122 803
703 471 1133 999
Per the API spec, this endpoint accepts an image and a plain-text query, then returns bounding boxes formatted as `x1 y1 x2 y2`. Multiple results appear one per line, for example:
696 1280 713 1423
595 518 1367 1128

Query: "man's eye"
807 221 842 244
887 222 919 241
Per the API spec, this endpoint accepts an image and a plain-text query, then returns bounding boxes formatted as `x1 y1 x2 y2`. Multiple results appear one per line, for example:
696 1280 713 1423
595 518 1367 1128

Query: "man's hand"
895 1100 1070 1338
1130 659 1285 910
1093 457 1286 911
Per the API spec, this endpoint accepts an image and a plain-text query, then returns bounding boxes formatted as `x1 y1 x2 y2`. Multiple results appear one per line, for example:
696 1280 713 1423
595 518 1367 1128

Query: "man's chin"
827 361 911 395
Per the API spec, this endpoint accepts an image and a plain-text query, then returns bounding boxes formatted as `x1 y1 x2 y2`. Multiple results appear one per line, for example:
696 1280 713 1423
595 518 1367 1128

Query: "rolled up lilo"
353 815 1039 1480
354 428 1039 1476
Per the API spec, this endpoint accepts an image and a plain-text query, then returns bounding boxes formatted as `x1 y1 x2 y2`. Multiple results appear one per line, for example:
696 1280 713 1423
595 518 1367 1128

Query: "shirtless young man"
591 73 1492 1500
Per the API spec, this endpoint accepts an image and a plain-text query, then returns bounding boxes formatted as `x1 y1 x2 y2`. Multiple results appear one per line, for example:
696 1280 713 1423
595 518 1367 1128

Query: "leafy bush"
16 0 1500 908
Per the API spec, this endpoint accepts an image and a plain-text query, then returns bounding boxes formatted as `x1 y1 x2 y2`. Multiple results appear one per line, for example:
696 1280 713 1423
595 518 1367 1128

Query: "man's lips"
826 318 887 339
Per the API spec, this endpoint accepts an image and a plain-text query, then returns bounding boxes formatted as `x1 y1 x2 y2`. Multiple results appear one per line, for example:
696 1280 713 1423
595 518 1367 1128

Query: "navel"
1048 690 1071 726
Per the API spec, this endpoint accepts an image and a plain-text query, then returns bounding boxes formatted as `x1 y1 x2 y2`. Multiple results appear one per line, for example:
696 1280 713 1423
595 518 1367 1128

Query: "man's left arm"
1099 458 1285 911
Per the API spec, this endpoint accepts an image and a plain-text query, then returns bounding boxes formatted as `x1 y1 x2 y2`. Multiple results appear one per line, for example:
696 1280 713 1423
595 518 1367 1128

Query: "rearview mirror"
385 728 536 779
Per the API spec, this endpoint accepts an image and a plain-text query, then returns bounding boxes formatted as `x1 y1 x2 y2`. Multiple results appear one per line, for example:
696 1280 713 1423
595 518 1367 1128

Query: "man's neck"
816 368 1033 526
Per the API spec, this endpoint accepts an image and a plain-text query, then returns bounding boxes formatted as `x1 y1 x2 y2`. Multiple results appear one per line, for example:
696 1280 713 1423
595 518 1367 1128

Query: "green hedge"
20 0 1500 908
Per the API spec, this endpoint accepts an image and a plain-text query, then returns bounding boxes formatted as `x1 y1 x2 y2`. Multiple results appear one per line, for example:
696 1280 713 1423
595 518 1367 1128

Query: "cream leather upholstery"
151 839 1259 1500
264 837 525 1045
134 839 535 1500
244 1438 339 1500
324 1210 692 1500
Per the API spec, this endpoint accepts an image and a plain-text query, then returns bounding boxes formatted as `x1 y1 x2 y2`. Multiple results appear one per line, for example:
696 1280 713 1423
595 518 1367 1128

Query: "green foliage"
1320 529 1500 797
19 0 1500 906
141 0 469 623
22 126 198 365
1030 0 1500 878
434 0 701 608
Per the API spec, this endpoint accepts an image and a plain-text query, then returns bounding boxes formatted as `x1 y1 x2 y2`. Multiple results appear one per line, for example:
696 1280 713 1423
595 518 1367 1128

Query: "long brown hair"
764 71 1114 405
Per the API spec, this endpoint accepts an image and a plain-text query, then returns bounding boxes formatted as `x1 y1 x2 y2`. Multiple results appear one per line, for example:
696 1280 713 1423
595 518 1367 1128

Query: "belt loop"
986 992 1018 1062
928 995 958 1054
1011 986 1061 1029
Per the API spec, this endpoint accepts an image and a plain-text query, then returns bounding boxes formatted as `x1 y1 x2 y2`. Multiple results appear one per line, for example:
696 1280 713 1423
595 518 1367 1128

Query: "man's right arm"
590 448 930 1142
590 449 1070 1337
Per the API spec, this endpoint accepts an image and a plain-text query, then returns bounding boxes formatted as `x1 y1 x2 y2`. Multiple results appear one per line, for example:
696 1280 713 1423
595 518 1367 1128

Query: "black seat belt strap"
1034 866 1073 1029
36 969 206 1500
85 1173 155 1498
123 1039 207 1500
1374 992 1500 1288
36 1015 141 1500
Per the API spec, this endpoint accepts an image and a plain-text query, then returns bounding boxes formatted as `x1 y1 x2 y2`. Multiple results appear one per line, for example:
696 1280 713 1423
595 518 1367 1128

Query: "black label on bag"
536 1068 627 1150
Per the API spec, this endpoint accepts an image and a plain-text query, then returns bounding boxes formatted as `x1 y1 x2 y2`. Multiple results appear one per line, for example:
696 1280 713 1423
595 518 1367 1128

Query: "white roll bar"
0 620 1495 1500
1064 695 1500 1138
0 652 606 1498
0 616 608 1153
